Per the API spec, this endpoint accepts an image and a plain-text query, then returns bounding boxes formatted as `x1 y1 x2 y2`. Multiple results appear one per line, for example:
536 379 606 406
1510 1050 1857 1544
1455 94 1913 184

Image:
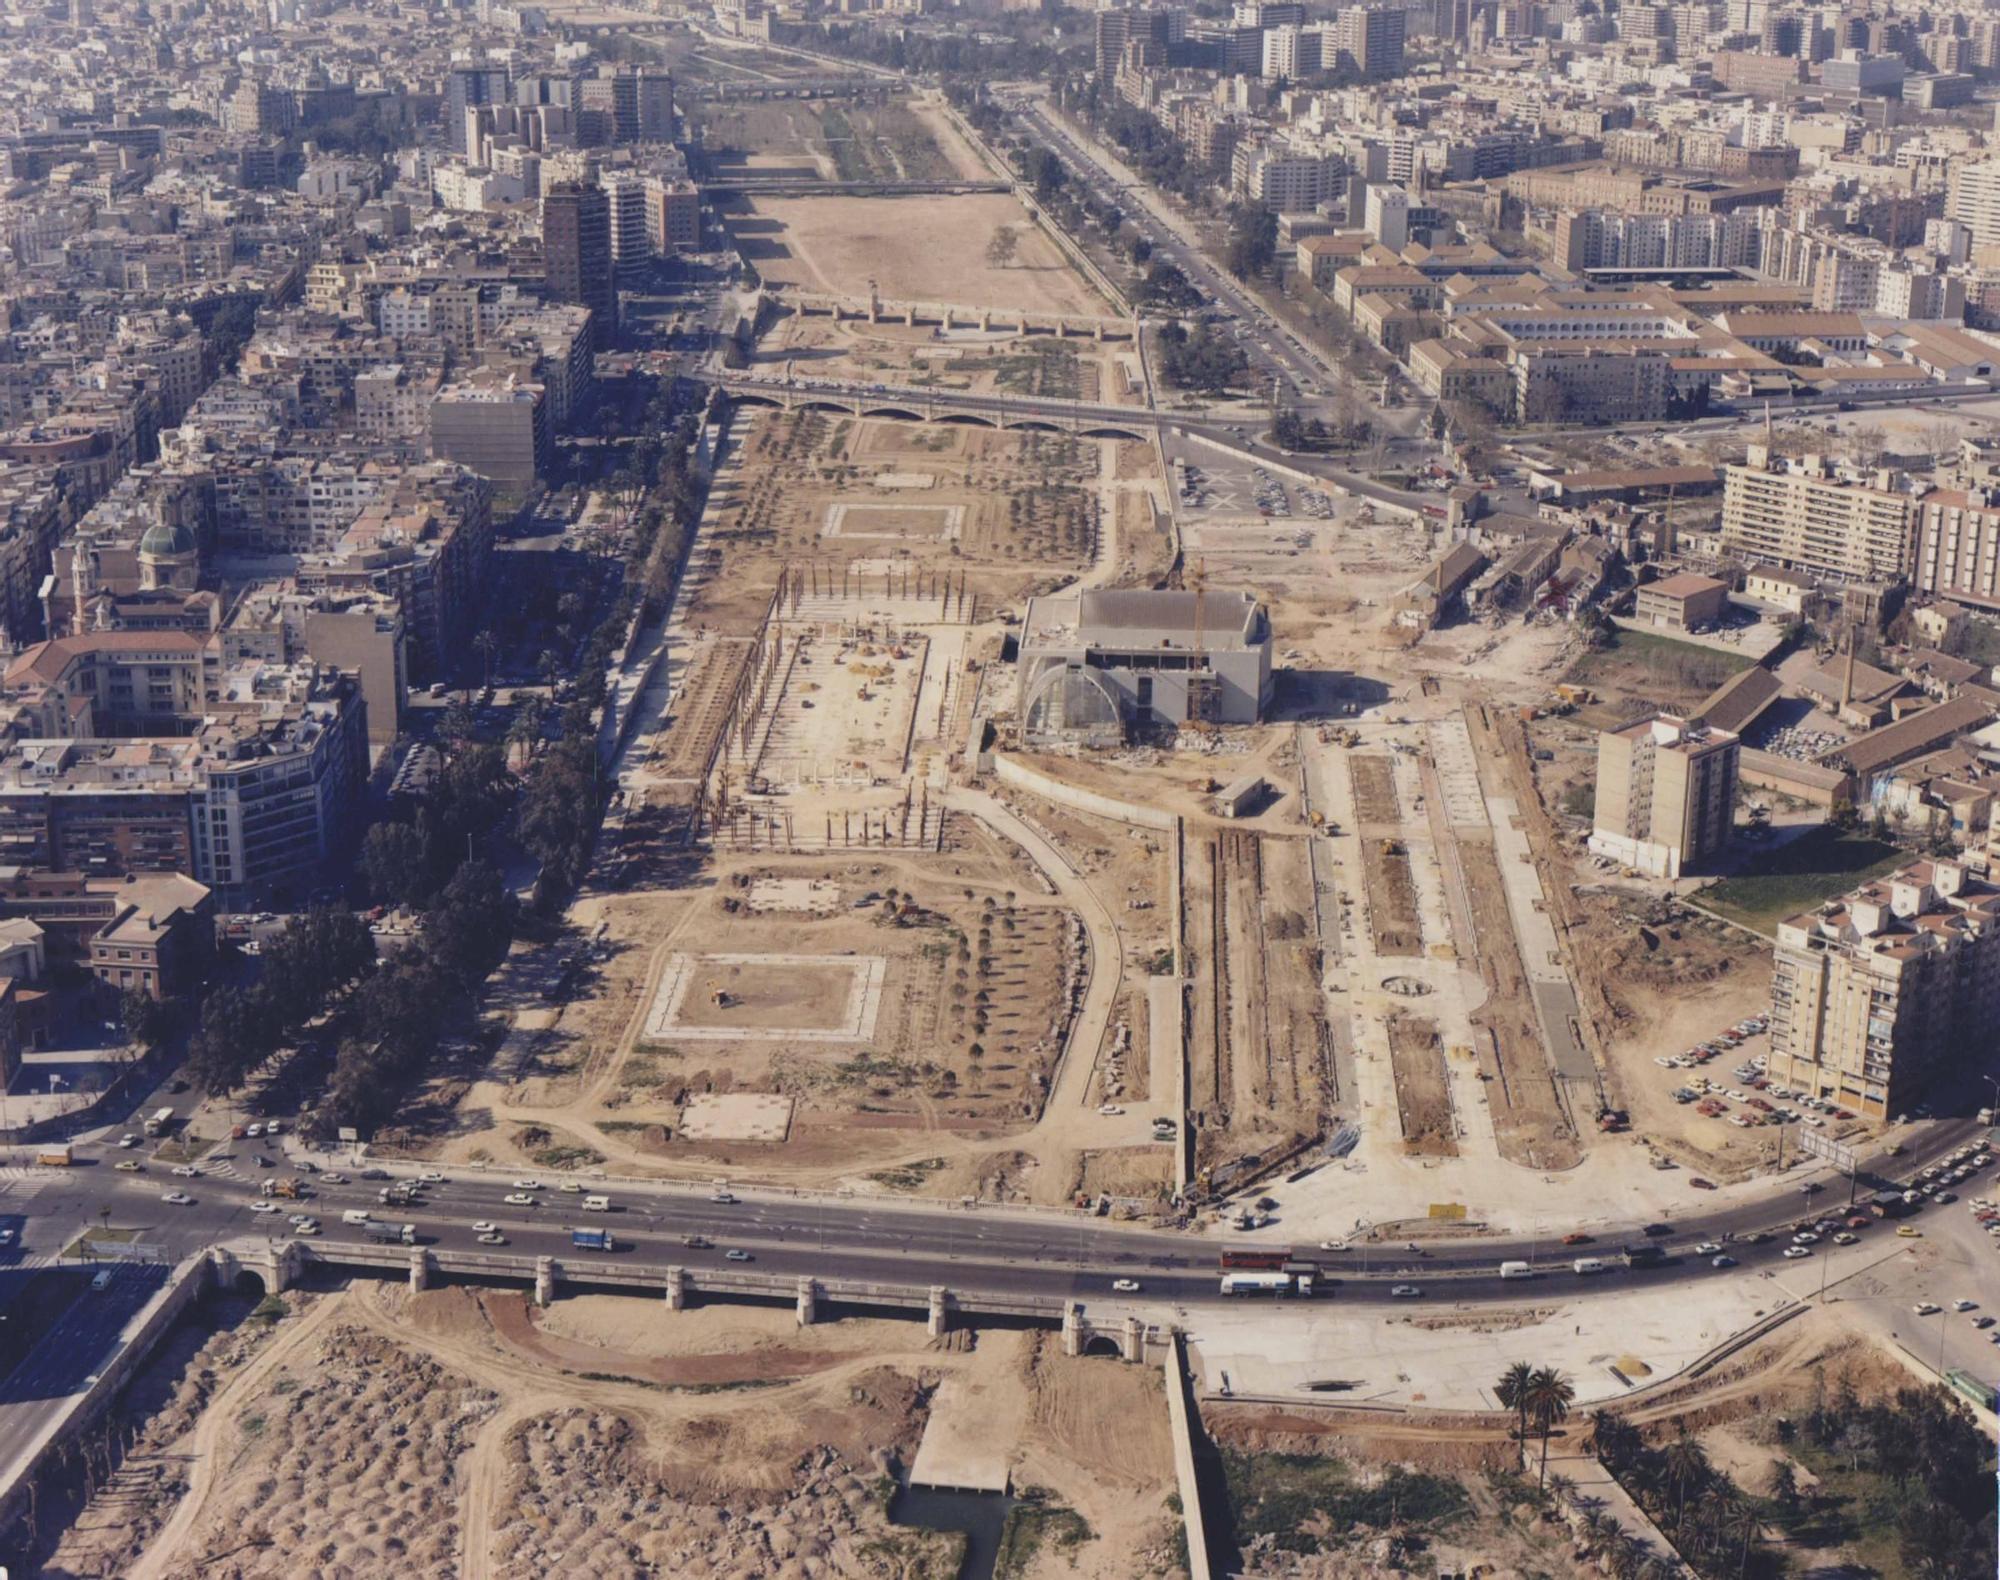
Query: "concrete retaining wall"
993 754 1175 831
1163 1332 1215 1580
0 1252 214 1534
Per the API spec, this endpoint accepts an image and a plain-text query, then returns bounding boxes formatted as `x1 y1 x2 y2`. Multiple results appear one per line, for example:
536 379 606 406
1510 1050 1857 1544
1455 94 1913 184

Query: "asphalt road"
15 1109 1984 1310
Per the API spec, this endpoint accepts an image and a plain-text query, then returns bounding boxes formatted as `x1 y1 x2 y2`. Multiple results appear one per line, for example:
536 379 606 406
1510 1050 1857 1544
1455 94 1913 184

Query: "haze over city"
0 0 1993 1573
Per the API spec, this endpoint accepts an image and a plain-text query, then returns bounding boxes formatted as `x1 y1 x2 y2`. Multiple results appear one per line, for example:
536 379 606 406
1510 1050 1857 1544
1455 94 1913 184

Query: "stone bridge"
711 374 1154 440
774 287 1134 341
217 1238 1154 1360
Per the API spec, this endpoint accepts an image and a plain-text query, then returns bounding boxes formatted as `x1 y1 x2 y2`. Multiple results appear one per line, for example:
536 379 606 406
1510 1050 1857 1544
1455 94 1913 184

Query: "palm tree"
1588 1408 1639 1472
472 628 500 691
1525 1366 1575 1488
1496 1360 1535 1444
1720 1494 1762 1577
1664 1428 1711 1534
1764 1457 1800 1522
1545 1470 1575 1511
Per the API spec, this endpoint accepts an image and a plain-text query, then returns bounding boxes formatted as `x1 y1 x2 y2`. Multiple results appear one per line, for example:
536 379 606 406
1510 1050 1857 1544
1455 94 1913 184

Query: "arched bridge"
711 372 1156 441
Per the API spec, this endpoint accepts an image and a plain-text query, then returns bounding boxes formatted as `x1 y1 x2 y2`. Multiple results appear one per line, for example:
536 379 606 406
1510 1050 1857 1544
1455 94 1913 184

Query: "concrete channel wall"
1162 1332 1216 1580
992 754 1176 830
0 1251 214 1534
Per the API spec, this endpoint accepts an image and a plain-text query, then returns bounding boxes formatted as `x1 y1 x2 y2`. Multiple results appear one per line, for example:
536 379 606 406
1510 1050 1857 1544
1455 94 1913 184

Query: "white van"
1571 1257 1605 1275
1499 1260 1533 1280
341 1209 371 1225
581 1195 610 1213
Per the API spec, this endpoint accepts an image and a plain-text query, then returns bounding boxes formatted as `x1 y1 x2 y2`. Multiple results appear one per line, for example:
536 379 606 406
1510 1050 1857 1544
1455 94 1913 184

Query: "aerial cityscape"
0 0 1996 1572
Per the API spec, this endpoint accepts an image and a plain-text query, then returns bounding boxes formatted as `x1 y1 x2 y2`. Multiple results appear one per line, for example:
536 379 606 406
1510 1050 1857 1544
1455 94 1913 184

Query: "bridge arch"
726 390 785 411
935 413 997 428
859 406 926 422
1077 425 1145 441
1003 419 1063 434
1080 1332 1124 1358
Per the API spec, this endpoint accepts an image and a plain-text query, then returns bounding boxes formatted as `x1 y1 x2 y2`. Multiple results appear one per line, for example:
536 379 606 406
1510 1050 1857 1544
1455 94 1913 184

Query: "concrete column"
796 1276 817 1327
408 1248 432 1293
665 1265 687 1311
1061 1300 1084 1357
533 1255 555 1308
1094 322 1107 342
903 305 917 326
867 302 881 323
1123 1315 1145 1363
927 1284 950 1339
980 310 992 333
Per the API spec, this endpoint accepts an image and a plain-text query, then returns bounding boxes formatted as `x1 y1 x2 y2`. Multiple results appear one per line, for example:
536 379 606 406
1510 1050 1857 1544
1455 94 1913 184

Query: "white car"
558 1181 583 1193
1792 1232 1819 1244
418 1171 446 1184
171 1165 201 1178
477 1232 506 1245
117 1134 137 1148
1111 1278 1141 1293
472 1221 498 1235
1319 1239 1349 1252
114 1160 142 1172
319 1172 347 1184
1695 1242 1722 1255
1915 1301 1942 1315
293 1219 319 1236
244 1123 262 1138
1833 1232 1858 1245
1954 1298 1978 1312
1097 1104 1125 1116
160 1190 193 1205
249 1201 280 1215
1782 1246 1812 1259
724 1248 753 1262
510 1179 541 1190
503 1192 536 1207
1390 1284 1422 1298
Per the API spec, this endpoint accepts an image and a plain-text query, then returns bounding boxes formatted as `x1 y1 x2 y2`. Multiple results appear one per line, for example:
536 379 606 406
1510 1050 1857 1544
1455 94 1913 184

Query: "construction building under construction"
1016 588 1273 746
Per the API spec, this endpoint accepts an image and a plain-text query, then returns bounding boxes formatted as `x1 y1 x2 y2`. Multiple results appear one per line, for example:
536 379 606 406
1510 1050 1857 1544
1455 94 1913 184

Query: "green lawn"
1697 828 1906 936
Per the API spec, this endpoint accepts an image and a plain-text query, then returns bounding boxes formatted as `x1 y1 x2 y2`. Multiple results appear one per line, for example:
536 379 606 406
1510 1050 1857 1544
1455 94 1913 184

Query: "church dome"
137 519 197 561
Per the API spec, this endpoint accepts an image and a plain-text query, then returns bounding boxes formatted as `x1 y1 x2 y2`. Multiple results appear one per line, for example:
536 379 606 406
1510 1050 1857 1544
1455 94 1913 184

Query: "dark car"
1642 1223 1673 1237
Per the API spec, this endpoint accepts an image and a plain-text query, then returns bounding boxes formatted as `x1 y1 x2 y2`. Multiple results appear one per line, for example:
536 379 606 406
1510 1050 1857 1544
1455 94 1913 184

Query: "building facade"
1587 713 1740 878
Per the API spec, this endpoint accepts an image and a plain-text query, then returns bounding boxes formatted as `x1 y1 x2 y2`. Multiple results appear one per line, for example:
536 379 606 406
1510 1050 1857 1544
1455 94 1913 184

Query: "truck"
1220 1272 1304 1297
571 1227 616 1251
1218 1244 1291 1271
364 1221 416 1245
1622 1245 1667 1268
260 1177 303 1200
36 1143 72 1167
143 1107 173 1137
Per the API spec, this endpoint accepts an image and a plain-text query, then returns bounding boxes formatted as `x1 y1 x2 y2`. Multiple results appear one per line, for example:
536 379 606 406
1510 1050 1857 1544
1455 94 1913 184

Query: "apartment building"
1720 446 1916 583
1767 859 2000 1118
1946 158 2000 249
1915 487 2000 613
1587 713 1740 878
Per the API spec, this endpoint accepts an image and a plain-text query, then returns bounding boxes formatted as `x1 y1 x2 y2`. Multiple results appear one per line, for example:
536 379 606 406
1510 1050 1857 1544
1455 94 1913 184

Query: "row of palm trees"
1495 1365 1774 1578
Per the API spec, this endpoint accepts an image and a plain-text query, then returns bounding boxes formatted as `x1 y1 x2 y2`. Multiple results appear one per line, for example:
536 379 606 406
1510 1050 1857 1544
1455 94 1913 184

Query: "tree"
1496 1361 1534 1443
360 820 431 910
1763 1458 1800 1521
472 629 501 691
1525 1366 1575 1487
985 224 1020 269
121 987 171 1052
1663 1428 1711 1530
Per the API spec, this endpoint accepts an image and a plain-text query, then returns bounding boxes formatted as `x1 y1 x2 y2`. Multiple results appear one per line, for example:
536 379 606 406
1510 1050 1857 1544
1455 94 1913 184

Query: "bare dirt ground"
739 192 1112 316
1388 1014 1456 1157
1360 838 1422 957
1456 835 1582 1171
53 1282 1177 1580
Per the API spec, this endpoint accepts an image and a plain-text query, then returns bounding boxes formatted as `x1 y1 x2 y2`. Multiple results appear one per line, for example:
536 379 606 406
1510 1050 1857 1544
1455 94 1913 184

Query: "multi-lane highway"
13 1108 1988 1313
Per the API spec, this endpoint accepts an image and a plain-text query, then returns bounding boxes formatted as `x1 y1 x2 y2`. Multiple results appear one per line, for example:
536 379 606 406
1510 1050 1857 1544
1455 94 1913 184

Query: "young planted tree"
985 224 1020 269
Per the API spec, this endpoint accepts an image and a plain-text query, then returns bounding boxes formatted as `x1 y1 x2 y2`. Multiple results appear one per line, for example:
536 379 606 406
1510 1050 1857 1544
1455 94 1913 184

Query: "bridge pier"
796 1276 817 1327
534 1255 555 1307
408 1248 432 1293
980 309 992 333
928 1284 950 1339
1094 322 1107 342
665 1265 687 1310
903 304 917 326
1061 1300 1084 1357
1124 1315 1145 1363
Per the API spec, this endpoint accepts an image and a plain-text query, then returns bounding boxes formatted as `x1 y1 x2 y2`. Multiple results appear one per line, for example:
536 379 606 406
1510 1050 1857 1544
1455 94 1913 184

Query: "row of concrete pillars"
396 1251 1144 1359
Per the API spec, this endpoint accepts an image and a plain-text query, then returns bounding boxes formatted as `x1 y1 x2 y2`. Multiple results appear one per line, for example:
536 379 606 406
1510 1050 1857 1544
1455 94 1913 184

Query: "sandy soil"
741 193 1110 316
89 1283 1055 1580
